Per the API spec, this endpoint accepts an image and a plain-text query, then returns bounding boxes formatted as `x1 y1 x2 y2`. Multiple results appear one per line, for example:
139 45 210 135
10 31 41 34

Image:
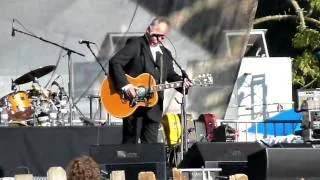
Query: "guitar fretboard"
155 81 183 91
152 74 213 92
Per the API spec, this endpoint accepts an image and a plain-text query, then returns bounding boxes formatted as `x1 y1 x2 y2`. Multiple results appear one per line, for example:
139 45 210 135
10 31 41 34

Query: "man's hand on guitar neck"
184 78 193 89
122 84 137 98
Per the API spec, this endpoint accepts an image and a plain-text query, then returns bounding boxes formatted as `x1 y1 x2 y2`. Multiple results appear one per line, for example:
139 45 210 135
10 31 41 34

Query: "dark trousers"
122 115 160 144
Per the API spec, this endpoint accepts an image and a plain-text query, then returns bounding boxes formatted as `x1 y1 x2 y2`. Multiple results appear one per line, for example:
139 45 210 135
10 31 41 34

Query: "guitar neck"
152 74 213 91
155 81 184 91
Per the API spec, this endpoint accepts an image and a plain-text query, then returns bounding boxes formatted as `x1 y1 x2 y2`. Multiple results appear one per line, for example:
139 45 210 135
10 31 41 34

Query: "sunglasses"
151 34 165 40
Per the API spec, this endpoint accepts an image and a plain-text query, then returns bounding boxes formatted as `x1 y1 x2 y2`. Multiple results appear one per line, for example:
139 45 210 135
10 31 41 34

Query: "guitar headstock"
192 73 214 87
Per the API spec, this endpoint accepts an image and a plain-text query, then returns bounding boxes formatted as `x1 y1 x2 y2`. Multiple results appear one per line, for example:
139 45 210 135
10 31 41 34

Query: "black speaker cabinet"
179 142 262 176
271 143 313 148
89 143 166 180
248 148 320 180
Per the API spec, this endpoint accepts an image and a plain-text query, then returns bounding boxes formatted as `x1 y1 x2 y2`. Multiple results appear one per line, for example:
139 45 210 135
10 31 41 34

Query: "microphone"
11 19 15 37
78 39 95 45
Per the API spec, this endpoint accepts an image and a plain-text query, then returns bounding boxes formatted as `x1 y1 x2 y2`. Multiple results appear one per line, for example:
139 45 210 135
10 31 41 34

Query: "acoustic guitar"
100 73 213 118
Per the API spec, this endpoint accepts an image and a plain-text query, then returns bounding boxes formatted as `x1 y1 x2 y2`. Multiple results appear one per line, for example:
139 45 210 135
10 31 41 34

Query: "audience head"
47 166 67 180
66 155 100 180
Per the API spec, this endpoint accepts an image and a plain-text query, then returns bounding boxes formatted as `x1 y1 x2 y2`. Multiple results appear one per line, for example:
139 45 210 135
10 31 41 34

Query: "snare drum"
5 91 33 120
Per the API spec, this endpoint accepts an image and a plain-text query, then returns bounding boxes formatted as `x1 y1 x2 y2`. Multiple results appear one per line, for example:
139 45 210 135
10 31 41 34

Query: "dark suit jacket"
108 35 182 122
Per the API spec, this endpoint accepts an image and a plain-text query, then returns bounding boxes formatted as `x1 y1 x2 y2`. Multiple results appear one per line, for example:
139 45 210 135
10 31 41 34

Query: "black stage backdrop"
0 126 122 177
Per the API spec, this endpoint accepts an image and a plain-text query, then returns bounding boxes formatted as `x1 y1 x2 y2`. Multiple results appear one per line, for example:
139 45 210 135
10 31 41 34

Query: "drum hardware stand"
32 79 62 126
12 25 85 126
86 94 102 120
55 82 86 126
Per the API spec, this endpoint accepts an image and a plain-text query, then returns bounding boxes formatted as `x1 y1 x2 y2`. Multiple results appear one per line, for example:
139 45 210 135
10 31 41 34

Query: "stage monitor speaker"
248 148 320 180
179 142 262 176
89 143 166 180
271 143 313 148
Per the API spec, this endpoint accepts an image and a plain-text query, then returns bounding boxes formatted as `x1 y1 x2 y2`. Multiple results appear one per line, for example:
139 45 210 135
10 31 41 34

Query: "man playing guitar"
108 17 192 144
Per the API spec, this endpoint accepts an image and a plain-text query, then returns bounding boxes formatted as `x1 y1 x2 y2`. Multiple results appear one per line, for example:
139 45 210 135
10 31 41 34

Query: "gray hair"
149 17 171 27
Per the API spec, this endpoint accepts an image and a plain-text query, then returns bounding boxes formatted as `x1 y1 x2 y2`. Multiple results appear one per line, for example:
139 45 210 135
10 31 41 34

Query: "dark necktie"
155 52 162 67
155 52 163 83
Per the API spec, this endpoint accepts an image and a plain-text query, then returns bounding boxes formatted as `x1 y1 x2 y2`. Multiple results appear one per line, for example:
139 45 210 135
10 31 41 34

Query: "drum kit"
0 65 69 127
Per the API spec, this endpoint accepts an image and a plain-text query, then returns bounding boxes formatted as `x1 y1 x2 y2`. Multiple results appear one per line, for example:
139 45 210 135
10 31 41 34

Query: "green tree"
254 0 320 88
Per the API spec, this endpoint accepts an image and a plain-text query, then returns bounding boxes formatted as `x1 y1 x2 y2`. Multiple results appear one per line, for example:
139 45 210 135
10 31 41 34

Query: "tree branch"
253 15 320 28
303 77 318 88
289 0 306 29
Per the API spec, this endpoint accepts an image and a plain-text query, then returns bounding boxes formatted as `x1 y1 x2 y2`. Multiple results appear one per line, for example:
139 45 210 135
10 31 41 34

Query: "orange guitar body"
100 73 159 118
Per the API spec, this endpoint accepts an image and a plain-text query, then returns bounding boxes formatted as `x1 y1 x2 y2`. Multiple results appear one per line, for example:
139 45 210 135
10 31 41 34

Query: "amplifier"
179 142 262 176
301 110 320 141
89 143 166 180
297 89 320 111
297 89 320 141
308 110 320 129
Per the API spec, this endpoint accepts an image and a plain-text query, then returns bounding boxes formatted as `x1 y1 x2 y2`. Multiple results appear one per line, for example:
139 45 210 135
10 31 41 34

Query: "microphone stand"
85 43 108 76
158 39 190 162
172 58 190 162
82 42 110 125
13 28 85 126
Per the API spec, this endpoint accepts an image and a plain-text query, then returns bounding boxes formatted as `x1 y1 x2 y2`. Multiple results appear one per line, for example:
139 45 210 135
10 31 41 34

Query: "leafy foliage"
292 50 320 88
261 0 320 88
292 28 320 50
254 0 320 88
292 27 320 88
310 0 320 12
256 0 320 88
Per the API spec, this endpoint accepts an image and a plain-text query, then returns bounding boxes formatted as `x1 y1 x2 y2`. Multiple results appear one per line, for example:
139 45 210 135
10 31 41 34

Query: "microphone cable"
13 18 36 36
74 0 140 106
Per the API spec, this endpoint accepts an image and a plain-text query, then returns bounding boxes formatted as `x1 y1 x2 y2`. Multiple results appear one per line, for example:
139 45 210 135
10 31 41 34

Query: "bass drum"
5 91 33 120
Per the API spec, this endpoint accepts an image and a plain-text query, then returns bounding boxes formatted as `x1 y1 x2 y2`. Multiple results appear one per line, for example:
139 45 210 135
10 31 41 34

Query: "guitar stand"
87 94 102 120
166 144 181 167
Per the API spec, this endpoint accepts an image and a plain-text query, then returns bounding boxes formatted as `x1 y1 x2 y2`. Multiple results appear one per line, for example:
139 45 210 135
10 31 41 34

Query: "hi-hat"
13 65 56 85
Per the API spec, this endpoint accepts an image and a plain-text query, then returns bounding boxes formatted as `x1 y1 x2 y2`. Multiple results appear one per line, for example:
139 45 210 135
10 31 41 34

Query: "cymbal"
13 65 56 85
